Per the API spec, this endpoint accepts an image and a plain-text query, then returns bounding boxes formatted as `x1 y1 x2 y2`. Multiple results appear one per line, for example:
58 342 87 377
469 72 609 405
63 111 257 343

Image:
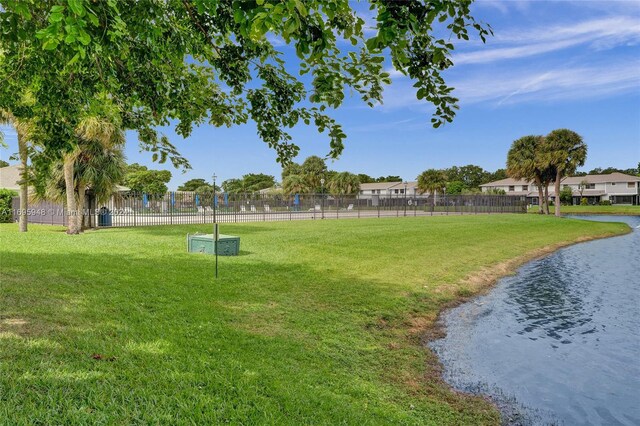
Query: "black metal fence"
84 192 526 227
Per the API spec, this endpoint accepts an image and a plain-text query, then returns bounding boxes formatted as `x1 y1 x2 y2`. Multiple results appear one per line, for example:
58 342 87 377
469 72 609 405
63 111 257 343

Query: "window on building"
628 182 635 188
508 185 515 191
522 185 528 191
611 182 616 186
400 189 405 194
394 189 399 194
585 183 595 189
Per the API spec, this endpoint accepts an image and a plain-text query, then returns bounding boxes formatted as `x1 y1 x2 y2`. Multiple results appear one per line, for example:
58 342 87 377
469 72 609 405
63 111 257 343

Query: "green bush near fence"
0 189 15 223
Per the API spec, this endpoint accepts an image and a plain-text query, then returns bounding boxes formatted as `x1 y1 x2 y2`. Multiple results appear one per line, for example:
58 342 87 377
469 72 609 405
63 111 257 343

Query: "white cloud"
454 16 640 64
379 10 640 110
379 59 640 109
455 60 640 105
473 0 510 15
348 118 419 132
266 34 286 47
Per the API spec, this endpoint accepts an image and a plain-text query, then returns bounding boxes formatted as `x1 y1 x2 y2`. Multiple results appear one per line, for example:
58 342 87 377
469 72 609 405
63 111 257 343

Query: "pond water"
429 215 640 425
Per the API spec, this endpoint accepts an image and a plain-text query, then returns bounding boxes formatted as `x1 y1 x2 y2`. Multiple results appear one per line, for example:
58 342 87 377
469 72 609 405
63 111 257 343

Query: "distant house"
359 181 419 197
0 164 21 191
258 184 282 195
480 172 640 205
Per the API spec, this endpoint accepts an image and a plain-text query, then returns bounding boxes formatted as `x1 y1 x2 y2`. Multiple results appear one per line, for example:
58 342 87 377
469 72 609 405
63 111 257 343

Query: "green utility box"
187 234 240 256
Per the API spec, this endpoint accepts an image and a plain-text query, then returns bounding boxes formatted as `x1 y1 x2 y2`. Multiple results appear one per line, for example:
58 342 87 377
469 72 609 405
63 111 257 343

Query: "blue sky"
2 0 639 189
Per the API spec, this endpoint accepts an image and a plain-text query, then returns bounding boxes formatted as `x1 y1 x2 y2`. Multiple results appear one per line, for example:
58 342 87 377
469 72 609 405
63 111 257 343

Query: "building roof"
360 181 417 191
390 181 418 190
481 172 640 187
0 165 21 191
562 172 640 184
360 181 403 190
480 177 531 187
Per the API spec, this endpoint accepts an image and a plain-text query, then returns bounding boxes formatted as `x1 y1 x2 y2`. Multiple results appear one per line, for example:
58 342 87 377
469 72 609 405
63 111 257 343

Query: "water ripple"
430 215 640 425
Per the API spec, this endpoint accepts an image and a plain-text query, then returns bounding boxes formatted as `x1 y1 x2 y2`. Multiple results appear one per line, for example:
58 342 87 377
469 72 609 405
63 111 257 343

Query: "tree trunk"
77 184 86 231
83 193 92 229
544 184 550 214
537 186 544 214
535 178 544 214
63 155 80 234
555 170 562 217
17 134 28 232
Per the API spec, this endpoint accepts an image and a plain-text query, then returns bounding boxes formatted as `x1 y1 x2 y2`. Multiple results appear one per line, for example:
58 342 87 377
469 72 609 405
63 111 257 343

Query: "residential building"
0 164 21 191
359 181 419 197
480 172 640 205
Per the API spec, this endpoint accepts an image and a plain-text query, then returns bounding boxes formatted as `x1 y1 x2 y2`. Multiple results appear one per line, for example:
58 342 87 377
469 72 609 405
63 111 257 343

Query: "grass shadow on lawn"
114 223 281 237
1 246 497 425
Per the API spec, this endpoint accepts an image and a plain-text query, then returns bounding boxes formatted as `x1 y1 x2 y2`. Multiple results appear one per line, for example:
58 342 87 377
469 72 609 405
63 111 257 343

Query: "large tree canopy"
542 128 587 217
123 163 172 195
222 173 275 193
0 0 490 168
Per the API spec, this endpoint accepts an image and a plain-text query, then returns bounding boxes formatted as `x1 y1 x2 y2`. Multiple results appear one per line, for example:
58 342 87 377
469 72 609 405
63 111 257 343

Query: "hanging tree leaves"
0 0 491 166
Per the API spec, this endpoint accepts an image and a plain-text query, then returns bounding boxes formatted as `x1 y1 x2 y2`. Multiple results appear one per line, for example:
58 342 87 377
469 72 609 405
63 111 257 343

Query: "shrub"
580 197 588 206
0 189 16 223
560 186 573 205
599 200 611 206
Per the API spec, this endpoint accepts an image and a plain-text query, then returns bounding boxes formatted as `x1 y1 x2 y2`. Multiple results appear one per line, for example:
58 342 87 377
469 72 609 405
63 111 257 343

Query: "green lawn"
528 204 640 215
0 215 629 425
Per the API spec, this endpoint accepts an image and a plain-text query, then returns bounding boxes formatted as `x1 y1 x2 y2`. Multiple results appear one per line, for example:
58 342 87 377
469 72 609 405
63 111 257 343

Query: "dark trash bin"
98 207 112 227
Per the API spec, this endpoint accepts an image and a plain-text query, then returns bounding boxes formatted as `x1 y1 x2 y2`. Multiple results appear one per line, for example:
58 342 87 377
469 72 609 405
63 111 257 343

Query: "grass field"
528 204 640 215
0 215 629 424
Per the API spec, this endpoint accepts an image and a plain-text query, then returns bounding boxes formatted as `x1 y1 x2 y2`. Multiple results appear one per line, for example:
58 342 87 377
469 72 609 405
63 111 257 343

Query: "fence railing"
85 192 527 227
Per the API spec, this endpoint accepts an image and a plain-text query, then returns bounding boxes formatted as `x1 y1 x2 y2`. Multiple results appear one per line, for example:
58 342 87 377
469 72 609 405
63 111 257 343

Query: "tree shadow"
1 243 492 424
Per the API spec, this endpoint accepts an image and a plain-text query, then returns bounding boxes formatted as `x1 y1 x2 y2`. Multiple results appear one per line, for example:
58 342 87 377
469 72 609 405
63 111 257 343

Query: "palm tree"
540 165 556 214
578 179 589 198
327 172 360 196
40 116 125 233
0 109 33 232
38 137 126 230
507 135 548 214
541 129 587 217
417 169 447 207
282 174 309 195
301 156 328 193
